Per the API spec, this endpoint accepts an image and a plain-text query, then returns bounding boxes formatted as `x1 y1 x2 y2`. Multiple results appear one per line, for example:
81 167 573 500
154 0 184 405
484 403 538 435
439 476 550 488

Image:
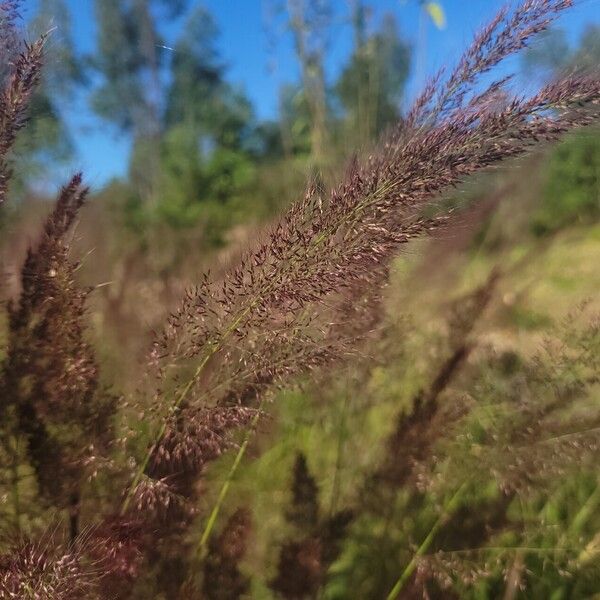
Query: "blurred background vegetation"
1 1 599 598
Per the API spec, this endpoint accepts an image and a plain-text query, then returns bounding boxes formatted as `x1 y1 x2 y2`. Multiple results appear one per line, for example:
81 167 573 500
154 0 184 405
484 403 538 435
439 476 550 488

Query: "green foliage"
156 124 256 236
165 4 255 153
336 14 410 145
155 124 203 228
88 1 263 246
91 0 149 132
91 0 183 134
204 148 256 205
533 131 600 235
278 84 313 156
165 6 221 124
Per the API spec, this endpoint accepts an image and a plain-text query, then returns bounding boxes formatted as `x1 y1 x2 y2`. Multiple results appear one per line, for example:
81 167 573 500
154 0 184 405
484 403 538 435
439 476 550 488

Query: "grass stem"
196 405 262 559
386 483 466 600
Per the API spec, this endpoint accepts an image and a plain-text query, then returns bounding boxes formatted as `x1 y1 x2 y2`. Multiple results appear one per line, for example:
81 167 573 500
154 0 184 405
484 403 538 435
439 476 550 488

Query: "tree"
157 6 257 232
91 0 188 135
92 1 256 215
165 5 222 132
336 11 411 145
91 0 189 202
277 83 313 156
286 0 332 166
92 0 152 134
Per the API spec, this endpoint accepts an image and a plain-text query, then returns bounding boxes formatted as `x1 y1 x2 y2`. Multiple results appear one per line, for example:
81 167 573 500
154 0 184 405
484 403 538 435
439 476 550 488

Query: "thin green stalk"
196 406 262 559
386 483 466 600
440 546 580 557
121 351 213 514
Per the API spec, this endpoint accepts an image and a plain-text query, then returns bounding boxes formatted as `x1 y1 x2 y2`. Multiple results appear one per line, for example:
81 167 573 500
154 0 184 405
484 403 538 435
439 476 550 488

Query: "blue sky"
20 0 600 189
